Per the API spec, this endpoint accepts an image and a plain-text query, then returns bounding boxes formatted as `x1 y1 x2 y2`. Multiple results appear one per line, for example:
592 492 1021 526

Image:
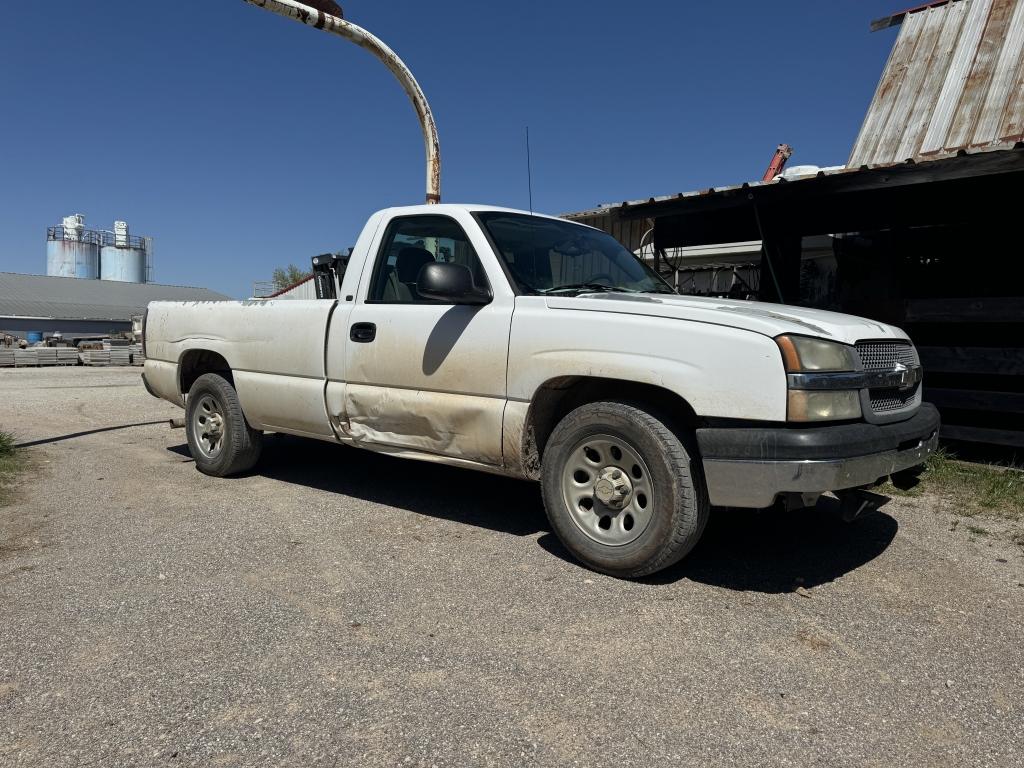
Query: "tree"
272 264 312 291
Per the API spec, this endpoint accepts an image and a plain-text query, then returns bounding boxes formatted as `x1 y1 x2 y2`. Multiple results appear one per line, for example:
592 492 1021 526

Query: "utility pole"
243 0 442 204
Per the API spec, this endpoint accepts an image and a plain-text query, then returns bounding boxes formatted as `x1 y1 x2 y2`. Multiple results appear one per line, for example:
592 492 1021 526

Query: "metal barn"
566 0 1024 449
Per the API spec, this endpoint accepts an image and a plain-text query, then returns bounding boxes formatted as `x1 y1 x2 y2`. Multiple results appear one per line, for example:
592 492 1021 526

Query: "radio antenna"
526 126 534 215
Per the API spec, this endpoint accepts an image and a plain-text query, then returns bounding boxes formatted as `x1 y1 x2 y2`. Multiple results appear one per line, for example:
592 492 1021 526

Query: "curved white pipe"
244 0 442 204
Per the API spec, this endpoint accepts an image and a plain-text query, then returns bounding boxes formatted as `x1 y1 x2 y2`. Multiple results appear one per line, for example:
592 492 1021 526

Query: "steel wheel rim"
561 433 655 546
191 394 226 460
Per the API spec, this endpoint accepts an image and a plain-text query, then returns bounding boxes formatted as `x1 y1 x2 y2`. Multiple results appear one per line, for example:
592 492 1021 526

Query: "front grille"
855 340 919 371
855 340 922 416
869 385 922 413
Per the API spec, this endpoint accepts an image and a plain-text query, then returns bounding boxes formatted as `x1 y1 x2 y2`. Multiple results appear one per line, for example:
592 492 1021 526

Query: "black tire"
540 401 708 578
185 373 262 477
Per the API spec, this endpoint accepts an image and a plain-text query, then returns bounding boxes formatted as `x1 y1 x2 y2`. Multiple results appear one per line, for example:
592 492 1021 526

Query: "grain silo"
46 214 100 279
99 220 149 283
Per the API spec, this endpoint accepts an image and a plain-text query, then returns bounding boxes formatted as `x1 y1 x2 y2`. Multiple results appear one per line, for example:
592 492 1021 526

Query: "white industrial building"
0 272 230 339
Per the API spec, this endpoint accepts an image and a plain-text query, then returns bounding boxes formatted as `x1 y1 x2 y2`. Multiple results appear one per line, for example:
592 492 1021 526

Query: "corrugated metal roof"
849 0 1024 167
564 143 1020 223
0 273 231 321
565 126 1019 228
562 145 1024 249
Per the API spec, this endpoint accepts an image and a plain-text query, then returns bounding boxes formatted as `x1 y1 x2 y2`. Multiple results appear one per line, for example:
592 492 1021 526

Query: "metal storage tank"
99 221 148 283
46 214 100 279
100 245 148 282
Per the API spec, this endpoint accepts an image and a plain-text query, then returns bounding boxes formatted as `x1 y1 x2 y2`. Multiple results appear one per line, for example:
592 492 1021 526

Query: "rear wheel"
185 373 262 477
540 401 708 578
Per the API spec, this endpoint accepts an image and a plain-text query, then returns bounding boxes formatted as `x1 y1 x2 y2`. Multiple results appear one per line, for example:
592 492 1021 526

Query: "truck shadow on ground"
181 434 898 592
240 435 549 538
540 501 899 592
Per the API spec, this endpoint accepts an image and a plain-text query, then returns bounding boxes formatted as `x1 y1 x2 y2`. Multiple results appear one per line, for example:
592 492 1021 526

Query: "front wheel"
540 401 708 578
185 373 262 477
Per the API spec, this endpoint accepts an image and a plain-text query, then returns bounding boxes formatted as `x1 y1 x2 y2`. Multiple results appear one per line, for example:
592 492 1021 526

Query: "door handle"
350 322 376 343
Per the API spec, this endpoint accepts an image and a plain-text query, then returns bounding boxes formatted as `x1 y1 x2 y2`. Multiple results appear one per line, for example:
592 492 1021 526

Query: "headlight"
787 390 861 422
776 335 856 372
777 335 861 421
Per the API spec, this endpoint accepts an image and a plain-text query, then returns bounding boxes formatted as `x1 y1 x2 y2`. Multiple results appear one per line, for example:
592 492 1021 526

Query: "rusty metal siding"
269 275 319 300
561 209 651 253
850 0 1024 167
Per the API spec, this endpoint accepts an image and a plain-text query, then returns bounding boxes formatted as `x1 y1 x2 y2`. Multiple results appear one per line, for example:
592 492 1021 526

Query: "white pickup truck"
143 204 938 577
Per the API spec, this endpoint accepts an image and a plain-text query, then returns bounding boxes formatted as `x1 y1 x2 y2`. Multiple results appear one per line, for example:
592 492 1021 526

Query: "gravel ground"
0 367 1021 768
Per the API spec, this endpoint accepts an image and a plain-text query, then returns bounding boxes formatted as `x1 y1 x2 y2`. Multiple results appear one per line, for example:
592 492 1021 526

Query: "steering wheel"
588 273 615 286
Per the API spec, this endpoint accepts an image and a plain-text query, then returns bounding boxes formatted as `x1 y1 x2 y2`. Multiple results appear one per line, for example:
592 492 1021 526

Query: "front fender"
508 303 787 422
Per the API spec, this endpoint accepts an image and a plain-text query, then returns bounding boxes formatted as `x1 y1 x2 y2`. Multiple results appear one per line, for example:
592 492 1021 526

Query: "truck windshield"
476 212 675 296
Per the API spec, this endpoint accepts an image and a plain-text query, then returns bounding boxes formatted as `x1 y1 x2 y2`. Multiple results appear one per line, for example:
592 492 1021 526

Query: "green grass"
885 447 1024 522
0 430 23 507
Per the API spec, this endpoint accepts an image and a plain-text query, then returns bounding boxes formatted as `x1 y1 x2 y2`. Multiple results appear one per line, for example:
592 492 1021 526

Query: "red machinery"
762 143 794 182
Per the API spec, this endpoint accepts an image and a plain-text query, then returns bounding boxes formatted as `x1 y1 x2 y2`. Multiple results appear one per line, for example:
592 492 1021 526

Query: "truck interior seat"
396 247 435 299
381 267 412 302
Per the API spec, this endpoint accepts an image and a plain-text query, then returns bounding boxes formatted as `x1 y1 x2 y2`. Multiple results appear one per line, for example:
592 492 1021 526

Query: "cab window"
368 215 489 303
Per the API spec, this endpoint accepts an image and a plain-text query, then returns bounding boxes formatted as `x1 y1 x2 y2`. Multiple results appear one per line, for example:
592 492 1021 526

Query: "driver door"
338 212 513 466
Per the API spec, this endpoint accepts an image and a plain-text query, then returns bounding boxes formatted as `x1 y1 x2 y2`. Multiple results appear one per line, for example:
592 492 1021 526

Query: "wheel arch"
178 348 234 397
518 376 701 480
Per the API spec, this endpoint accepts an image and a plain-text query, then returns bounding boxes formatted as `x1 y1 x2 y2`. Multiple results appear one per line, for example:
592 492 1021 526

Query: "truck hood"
544 293 907 345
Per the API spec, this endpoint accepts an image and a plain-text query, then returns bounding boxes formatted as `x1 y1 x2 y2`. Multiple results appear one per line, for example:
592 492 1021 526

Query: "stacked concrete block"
109 348 131 366
56 348 79 366
80 350 111 366
14 349 37 367
35 348 58 366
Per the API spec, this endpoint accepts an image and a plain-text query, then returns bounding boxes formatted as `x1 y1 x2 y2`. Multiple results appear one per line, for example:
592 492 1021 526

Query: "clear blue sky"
0 1 899 298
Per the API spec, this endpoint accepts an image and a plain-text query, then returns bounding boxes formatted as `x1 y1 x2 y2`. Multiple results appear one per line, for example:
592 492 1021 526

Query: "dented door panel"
337 303 511 464
342 383 504 464
335 209 515 465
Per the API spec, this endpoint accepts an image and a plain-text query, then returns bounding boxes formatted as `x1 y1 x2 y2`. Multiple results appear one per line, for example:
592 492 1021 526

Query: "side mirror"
417 262 491 305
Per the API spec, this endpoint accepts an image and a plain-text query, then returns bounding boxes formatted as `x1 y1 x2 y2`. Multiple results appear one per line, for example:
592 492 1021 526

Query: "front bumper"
697 403 940 508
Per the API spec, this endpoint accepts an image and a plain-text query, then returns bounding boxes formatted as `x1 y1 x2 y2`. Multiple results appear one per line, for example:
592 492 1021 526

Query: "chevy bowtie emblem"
894 363 915 390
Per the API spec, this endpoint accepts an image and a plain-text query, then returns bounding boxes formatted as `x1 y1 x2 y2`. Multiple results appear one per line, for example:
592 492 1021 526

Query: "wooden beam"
925 388 1024 413
906 297 1024 323
919 346 1024 376
941 424 1024 448
758 235 802 304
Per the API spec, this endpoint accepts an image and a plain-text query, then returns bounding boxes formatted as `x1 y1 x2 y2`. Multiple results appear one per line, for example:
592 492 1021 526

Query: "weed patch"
0 430 24 506
884 448 1024 522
